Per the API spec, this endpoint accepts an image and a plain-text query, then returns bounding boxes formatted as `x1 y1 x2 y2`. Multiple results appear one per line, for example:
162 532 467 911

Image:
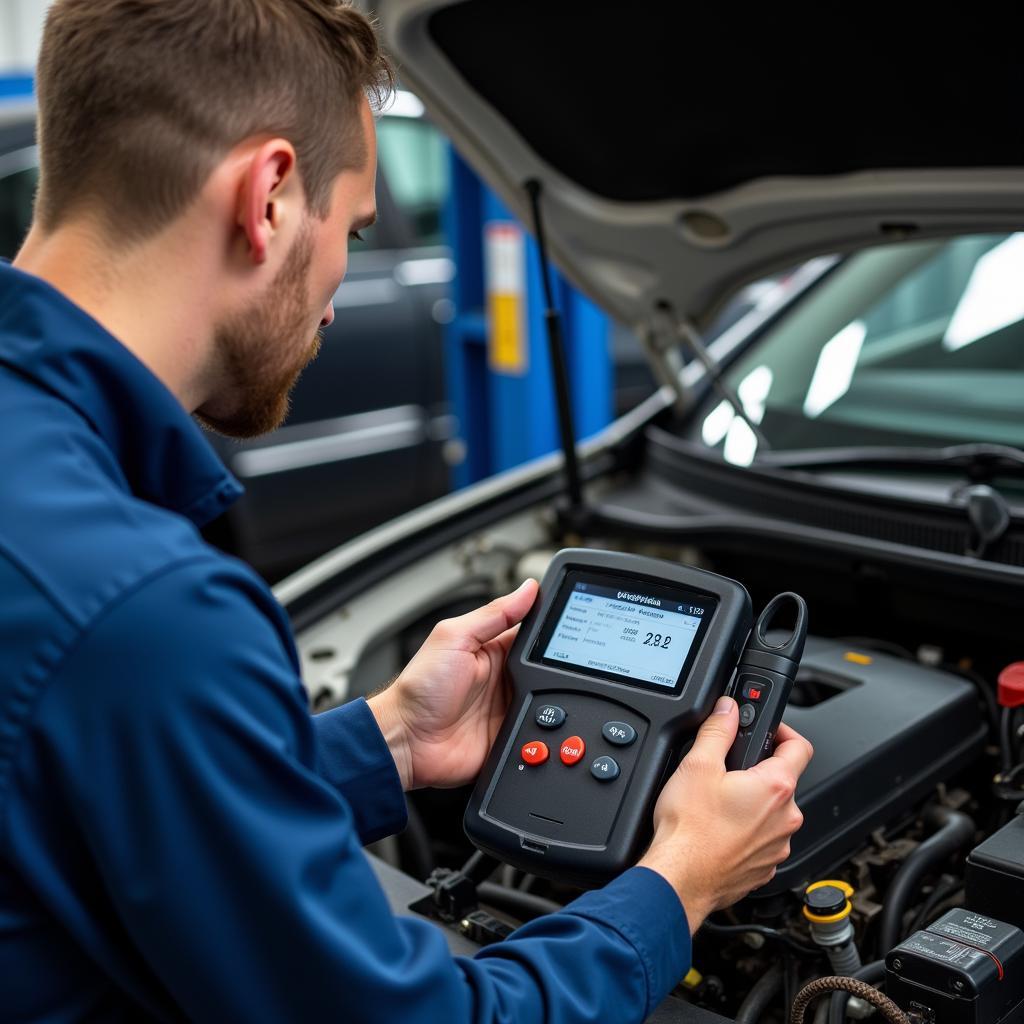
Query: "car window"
0 162 39 260
376 113 448 247
699 233 1024 464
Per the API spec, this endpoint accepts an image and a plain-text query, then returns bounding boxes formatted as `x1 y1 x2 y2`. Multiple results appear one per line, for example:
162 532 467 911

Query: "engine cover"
758 636 986 896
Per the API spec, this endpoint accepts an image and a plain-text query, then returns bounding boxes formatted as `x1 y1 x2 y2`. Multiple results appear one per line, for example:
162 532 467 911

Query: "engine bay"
292 508 1024 1023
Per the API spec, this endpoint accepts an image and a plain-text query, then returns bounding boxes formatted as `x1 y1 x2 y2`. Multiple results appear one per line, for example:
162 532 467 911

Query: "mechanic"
0 2 812 1021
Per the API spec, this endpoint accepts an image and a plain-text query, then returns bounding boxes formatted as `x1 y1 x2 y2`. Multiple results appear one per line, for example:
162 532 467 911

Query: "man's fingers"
774 722 803 746
686 697 739 766
434 579 538 649
753 723 814 779
493 623 521 658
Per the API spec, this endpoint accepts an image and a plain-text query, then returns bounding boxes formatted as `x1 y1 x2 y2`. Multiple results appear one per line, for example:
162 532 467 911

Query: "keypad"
515 701 641 787
488 696 643 847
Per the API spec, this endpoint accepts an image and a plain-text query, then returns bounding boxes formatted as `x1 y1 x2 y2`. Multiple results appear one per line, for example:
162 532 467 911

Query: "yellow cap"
682 968 703 990
803 879 855 924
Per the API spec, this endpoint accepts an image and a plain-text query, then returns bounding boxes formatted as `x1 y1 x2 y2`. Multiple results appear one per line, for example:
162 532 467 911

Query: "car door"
0 120 37 259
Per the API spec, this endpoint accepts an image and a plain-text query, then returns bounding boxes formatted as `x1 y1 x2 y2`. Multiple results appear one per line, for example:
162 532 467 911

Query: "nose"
320 301 335 329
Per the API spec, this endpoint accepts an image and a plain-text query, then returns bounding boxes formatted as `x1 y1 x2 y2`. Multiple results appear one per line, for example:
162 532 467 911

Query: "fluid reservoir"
804 880 862 977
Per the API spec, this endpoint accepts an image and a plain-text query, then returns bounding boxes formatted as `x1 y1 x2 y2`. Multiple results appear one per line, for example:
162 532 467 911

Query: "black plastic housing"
967 816 1024 930
724 591 807 770
886 909 1024 1023
464 548 752 887
756 637 987 896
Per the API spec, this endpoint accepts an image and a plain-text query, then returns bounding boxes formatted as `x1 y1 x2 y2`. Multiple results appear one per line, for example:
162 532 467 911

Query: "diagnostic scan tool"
465 549 807 886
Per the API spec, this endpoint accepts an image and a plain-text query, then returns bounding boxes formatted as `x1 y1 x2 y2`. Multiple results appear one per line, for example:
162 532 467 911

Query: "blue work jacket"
0 262 690 1022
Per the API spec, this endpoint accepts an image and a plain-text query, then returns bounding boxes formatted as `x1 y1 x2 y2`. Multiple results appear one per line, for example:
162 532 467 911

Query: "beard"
196 224 323 439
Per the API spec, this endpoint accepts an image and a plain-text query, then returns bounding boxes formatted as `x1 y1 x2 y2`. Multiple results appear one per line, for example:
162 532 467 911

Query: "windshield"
697 233 1024 466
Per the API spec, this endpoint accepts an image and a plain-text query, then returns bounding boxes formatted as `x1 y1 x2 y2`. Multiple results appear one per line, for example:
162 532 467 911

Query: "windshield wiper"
754 442 1024 481
754 442 1023 558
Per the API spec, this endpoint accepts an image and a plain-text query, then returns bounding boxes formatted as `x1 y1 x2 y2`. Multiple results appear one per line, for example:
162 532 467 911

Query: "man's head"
31 0 391 436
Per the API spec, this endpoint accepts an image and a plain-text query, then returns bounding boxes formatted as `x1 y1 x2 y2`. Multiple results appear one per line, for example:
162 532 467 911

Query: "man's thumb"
689 696 739 764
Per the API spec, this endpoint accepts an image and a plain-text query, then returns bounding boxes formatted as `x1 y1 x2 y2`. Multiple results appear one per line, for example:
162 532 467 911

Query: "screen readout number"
644 633 671 647
624 629 672 648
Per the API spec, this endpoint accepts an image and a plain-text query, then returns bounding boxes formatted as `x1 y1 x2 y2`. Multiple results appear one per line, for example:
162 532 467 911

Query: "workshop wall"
0 0 47 74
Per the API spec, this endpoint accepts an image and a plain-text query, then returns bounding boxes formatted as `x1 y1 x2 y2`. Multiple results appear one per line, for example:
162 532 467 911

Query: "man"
0 2 812 1021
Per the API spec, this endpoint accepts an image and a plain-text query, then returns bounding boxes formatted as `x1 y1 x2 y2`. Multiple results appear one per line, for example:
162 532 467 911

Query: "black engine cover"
758 636 986 896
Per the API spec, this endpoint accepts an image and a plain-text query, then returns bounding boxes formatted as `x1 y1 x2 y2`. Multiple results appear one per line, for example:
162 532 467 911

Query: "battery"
886 909 1024 1023
967 815 1024 930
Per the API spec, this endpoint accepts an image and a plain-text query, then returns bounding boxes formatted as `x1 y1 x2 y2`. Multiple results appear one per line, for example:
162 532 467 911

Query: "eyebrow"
353 210 377 232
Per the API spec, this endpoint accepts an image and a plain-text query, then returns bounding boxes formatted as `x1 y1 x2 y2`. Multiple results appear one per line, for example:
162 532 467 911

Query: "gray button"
535 704 566 729
602 721 636 746
739 703 757 728
590 755 620 781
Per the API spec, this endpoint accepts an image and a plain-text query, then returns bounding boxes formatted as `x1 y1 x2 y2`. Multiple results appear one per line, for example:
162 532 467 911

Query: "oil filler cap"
803 880 853 922
998 662 1024 708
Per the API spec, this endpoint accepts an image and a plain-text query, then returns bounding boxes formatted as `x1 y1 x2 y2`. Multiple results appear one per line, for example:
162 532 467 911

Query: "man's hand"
368 579 539 790
638 696 812 933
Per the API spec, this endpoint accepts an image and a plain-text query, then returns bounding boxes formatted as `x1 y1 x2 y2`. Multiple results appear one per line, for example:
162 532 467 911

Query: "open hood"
376 1 1024 331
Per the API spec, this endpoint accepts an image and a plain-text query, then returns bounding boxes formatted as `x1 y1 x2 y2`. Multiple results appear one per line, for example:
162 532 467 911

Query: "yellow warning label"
489 293 525 373
843 651 873 666
485 222 527 375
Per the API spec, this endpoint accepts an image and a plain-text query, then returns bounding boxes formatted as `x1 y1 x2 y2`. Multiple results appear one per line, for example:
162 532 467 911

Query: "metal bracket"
637 318 692 416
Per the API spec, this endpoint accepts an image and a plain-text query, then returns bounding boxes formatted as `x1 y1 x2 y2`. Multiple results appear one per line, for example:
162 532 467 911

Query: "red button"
521 741 549 765
748 687 762 701
560 736 586 765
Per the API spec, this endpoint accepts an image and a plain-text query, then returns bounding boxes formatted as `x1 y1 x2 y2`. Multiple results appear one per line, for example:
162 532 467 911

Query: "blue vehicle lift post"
442 148 612 489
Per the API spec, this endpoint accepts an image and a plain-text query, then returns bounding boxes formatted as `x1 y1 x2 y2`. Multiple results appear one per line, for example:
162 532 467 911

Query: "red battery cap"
997 662 1024 708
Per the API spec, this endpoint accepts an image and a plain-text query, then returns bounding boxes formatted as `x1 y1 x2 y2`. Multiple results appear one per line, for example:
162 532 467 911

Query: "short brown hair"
34 0 393 240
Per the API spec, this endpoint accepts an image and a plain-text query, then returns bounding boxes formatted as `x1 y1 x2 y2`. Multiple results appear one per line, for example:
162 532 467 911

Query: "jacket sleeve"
7 556 691 1023
311 697 408 844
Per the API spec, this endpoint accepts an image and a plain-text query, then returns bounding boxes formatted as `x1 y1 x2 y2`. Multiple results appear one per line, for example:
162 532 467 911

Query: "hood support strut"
666 306 771 451
525 179 585 515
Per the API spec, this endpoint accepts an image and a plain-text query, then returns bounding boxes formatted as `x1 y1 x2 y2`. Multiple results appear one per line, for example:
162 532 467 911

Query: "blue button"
535 704 566 729
601 721 636 746
590 755 620 782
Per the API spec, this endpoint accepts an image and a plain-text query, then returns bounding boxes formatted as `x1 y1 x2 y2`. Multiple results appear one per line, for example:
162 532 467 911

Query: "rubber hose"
734 964 784 1024
476 882 562 921
791 976 908 1024
877 807 975 954
460 850 501 886
397 801 434 882
1002 707 1015 772
828 960 885 1024
700 919 822 957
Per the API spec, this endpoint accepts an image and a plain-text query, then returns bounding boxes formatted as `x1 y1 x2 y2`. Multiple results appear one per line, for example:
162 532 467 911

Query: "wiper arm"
754 442 1024 480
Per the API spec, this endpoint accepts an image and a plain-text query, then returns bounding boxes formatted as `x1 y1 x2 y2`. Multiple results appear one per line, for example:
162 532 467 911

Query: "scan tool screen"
533 571 717 693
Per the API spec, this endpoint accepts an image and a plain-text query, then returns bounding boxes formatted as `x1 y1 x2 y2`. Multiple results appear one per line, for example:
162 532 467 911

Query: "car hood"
376 1 1024 331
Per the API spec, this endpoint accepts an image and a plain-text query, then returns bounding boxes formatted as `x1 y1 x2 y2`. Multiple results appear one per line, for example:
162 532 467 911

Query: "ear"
237 140 297 266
